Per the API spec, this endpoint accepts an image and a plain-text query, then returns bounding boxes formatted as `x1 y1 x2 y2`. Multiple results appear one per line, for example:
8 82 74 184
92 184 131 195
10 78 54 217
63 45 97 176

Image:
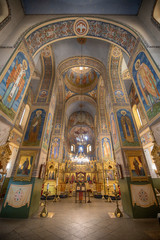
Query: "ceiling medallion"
74 18 89 37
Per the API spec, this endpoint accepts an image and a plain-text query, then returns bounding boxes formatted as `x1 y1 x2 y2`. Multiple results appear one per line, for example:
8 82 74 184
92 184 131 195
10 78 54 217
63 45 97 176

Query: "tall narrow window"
153 0 160 24
19 104 30 129
87 144 91 153
71 144 75 152
136 108 143 126
19 108 26 126
132 105 142 129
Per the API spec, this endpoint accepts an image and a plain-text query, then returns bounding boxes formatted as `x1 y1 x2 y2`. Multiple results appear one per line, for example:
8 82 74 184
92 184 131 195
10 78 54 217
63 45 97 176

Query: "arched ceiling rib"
65 95 96 120
51 38 110 69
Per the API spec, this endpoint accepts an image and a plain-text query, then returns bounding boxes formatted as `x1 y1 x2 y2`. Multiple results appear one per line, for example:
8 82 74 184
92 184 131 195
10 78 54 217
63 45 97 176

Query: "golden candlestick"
113 189 123 218
40 190 50 218
106 185 112 202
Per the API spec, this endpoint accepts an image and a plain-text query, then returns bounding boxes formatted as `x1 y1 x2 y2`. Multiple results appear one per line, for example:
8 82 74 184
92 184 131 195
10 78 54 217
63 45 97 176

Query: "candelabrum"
106 185 112 202
53 186 60 202
40 190 50 218
113 189 123 218
102 190 105 200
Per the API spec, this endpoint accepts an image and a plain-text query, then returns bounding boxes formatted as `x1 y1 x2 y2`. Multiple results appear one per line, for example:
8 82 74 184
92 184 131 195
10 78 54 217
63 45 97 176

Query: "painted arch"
1 17 159 124
24 17 138 57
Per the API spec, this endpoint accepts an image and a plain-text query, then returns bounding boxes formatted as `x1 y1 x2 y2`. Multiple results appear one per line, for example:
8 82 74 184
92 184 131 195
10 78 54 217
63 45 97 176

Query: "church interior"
0 0 160 239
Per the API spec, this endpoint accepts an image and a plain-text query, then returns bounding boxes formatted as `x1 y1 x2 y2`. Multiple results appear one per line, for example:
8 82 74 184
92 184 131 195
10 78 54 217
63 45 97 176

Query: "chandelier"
75 127 88 145
71 38 89 164
71 150 89 163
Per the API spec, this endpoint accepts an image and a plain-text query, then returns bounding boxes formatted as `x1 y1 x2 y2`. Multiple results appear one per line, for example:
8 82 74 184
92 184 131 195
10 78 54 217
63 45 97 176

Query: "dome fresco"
64 67 99 93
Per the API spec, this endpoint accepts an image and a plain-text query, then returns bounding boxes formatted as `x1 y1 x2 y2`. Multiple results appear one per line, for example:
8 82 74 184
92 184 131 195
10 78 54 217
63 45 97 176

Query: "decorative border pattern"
25 18 138 57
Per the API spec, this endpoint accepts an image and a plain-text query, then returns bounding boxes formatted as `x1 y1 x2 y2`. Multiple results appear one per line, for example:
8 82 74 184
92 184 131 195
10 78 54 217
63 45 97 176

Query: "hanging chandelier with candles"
71 149 89 163
70 38 90 164
74 127 88 145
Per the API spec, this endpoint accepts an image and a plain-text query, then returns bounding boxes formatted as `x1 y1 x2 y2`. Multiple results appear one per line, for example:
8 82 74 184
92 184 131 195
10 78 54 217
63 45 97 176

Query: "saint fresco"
125 151 148 181
14 151 36 181
42 113 52 151
132 52 160 120
0 52 30 120
117 109 139 146
50 137 60 159
23 109 46 146
102 137 112 160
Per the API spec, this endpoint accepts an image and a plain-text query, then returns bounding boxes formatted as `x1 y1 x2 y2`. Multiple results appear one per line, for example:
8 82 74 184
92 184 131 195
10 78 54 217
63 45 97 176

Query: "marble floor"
0 197 160 240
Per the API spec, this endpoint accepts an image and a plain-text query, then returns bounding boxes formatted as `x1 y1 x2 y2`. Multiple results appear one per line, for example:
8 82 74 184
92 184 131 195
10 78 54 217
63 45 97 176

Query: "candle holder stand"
113 190 123 218
106 186 112 202
53 186 60 202
40 190 50 218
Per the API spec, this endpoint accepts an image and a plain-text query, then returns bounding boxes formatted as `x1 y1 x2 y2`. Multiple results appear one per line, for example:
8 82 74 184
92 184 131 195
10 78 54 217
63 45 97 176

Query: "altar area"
42 159 119 199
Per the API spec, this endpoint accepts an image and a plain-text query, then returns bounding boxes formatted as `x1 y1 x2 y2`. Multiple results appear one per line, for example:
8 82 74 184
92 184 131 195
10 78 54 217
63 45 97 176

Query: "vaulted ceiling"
20 0 142 15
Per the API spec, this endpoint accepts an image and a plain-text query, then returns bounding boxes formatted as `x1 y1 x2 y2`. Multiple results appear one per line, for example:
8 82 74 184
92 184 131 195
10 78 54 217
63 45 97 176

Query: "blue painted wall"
21 0 142 15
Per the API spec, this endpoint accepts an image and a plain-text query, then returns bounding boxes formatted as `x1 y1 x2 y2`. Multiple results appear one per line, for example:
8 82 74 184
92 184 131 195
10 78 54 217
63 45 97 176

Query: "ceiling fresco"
68 111 94 130
68 126 94 145
21 0 142 15
64 67 99 93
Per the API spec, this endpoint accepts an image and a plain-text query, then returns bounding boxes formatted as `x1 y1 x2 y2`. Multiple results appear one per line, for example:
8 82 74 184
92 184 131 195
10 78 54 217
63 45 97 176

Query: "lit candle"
47 183 49 190
107 177 109 186
56 177 58 186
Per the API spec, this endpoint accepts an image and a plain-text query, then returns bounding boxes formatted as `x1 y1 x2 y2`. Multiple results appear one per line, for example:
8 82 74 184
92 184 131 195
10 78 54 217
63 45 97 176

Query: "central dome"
64 67 99 93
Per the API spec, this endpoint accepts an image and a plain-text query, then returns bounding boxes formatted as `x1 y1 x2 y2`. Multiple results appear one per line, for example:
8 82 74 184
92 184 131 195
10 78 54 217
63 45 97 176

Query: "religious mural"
26 19 137 57
14 151 37 181
23 109 46 146
102 137 112 160
86 85 97 101
65 85 76 101
140 131 153 147
42 113 53 151
105 170 115 180
0 52 30 120
48 169 55 180
64 67 99 89
125 150 147 181
68 111 94 130
117 109 139 146
110 112 119 150
132 52 160 120
50 137 60 160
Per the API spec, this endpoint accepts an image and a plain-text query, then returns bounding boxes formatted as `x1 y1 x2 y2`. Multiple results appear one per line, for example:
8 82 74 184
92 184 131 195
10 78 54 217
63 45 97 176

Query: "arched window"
87 144 91 153
132 104 142 130
0 0 10 30
153 0 160 24
19 104 30 129
71 144 75 152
